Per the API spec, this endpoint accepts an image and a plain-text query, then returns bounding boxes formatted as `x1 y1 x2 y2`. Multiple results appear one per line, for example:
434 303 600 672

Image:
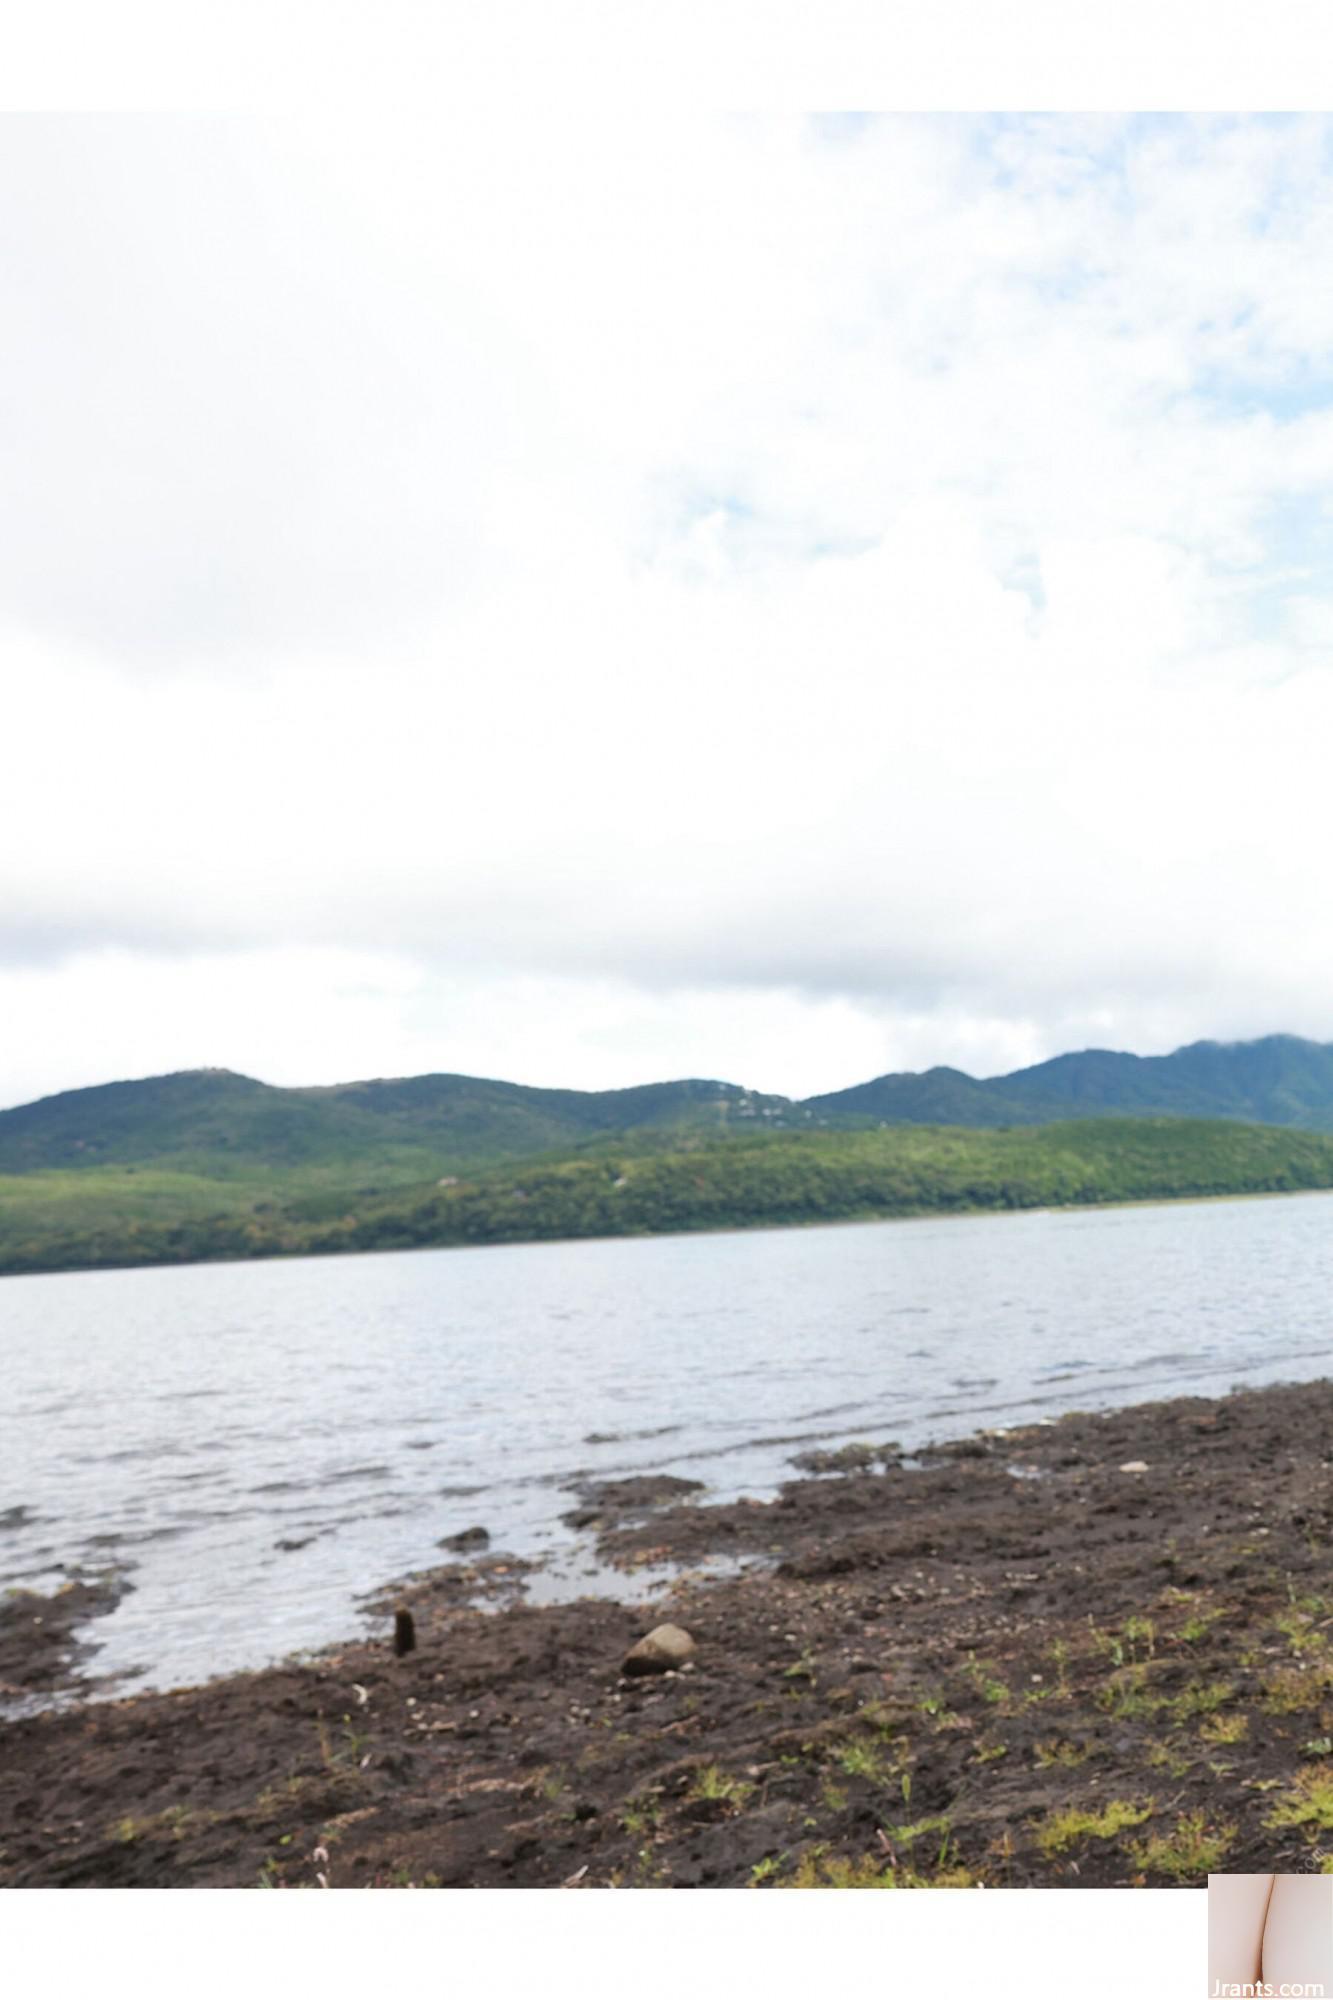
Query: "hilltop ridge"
7 1033 1333 1181
6 1035 1333 1278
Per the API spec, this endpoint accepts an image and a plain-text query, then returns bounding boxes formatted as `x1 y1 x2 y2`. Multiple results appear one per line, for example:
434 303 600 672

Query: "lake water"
4 1191 1333 1700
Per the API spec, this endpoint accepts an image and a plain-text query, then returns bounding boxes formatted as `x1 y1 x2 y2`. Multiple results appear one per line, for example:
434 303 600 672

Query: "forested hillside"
4 1115 1332 1277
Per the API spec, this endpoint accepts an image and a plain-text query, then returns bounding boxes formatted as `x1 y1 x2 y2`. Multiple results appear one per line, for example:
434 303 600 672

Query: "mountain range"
7 1034 1333 1277
5 1033 1333 1180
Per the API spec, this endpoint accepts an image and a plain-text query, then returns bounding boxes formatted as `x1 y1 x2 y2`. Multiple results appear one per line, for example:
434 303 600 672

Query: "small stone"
441 1525 490 1552
622 1623 696 1677
1118 1461 1149 1473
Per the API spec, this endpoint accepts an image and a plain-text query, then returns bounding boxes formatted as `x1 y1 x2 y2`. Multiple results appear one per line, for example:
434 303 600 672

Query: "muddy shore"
3 1377 1333 1889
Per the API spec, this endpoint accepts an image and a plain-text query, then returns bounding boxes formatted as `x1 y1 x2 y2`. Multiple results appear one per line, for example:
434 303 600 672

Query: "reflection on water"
3 1190 1333 1695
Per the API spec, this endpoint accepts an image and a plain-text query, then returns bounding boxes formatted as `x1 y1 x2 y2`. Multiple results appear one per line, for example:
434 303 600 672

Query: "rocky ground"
3 1377 1333 1889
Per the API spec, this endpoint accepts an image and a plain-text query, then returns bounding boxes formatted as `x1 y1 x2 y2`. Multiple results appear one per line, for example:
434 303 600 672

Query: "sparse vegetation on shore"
4 1378 1332 1888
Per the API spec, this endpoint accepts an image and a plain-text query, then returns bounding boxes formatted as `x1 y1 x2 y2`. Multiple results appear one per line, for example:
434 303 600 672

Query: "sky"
5 109 1333 1108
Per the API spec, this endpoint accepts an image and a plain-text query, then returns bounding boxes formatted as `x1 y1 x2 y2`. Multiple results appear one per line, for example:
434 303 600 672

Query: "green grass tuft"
1036 1800 1153 1856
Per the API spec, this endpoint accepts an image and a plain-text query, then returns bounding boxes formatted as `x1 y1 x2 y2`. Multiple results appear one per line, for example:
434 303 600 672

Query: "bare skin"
1262 1874 1333 1993
1209 1874 1274 1991
1210 1874 1333 1995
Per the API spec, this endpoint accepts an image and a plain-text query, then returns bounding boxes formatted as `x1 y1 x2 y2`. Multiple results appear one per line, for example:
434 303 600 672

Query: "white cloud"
5 112 1333 1107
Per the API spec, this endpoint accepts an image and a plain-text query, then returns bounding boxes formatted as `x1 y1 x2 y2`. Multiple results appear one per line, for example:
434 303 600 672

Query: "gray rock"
562 1475 704 1529
441 1525 490 1552
623 1623 696 1677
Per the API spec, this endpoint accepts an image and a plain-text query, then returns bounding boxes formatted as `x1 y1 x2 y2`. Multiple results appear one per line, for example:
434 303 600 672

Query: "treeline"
4 1116 1333 1278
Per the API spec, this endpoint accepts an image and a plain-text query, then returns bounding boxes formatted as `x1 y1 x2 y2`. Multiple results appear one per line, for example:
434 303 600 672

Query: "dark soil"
0 1572 131 1700
4 1378 1333 1889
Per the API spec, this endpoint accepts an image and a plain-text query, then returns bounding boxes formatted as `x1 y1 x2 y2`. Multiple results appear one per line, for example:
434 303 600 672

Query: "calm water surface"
3 1192 1333 1698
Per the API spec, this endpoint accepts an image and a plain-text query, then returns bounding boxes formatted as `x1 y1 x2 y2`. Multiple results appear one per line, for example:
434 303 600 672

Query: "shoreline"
4 1374 1333 1887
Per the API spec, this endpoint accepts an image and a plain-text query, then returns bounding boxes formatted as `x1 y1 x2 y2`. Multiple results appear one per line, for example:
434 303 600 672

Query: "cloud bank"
5 113 1333 1105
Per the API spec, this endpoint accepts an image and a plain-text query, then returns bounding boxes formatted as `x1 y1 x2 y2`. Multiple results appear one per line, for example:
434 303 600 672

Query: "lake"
4 1190 1333 1700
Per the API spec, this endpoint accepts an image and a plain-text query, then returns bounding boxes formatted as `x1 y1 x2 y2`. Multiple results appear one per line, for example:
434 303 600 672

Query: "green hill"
9 1034 1333 1190
807 1034 1333 1129
3 1116 1333 1277
7 1035 1333 1277
0 1067 791 1179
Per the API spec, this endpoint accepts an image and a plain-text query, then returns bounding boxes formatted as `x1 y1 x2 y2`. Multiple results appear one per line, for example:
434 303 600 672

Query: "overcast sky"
5 110 1333 1107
